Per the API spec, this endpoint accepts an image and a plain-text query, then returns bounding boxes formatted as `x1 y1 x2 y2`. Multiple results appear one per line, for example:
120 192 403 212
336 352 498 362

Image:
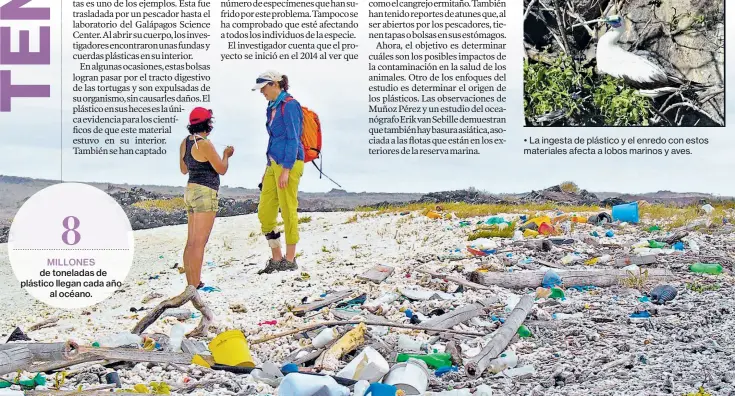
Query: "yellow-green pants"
258 160 304 245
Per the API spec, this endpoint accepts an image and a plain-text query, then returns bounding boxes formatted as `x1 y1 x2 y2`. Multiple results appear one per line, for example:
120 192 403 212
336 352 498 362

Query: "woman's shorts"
184 183 219 213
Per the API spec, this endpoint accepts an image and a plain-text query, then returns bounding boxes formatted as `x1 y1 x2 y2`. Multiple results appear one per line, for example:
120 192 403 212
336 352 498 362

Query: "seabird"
596 15 705 98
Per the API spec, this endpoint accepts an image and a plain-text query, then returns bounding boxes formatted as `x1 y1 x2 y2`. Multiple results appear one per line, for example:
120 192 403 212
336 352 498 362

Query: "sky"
0 0 732 195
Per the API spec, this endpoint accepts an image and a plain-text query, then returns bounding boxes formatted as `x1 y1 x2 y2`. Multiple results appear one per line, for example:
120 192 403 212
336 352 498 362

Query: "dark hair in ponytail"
278 75 289 91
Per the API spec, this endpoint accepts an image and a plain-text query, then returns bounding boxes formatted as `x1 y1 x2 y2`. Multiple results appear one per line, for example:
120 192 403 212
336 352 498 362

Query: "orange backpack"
281 96 322 165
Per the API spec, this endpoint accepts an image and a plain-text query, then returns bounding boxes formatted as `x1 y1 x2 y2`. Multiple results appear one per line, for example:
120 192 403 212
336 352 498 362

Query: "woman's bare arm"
179 138 188 175
200 140 230 175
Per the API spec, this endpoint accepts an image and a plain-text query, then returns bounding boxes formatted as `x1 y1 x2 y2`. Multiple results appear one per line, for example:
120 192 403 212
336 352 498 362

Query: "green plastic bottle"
396 352 452 369
689 263 723 275
648 240 666 249
517 325 532 338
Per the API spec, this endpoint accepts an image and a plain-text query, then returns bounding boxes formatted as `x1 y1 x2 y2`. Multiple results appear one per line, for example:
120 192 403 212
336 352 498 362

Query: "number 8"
62 216 81 245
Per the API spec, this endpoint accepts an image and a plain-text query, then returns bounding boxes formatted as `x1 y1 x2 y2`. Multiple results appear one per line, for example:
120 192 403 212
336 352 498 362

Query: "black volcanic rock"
521 185 600 206
417 189 506 204
600 197 628 207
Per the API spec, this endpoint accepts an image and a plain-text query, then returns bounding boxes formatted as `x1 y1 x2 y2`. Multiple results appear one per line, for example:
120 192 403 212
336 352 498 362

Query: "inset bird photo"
523 0 725 127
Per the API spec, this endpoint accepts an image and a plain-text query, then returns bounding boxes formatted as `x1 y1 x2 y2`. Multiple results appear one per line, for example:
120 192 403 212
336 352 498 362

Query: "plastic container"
364 383 399 396
689 263 722 275
278 373 350 396
336 346 389 382
353 381 370 396
517 325 532 338
97 332 142 348
503 365 536 377
549 287 565 299
397 335 429 353
382 358 430 395
364 293 399 308
552 313 583 320
396 353 452 369
612 202 639 223
208 330 255 367
162 308 193 320
488 350 517 373
504 294 521 313
650 285 677 304
538 223 554 235
312 327 339 348
169 324 186 353
542 270 562 288
104 372 121 388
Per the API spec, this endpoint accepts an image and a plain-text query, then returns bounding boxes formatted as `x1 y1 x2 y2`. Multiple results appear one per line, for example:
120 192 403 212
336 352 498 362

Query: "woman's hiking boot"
280 257 298 271
257 258 298 274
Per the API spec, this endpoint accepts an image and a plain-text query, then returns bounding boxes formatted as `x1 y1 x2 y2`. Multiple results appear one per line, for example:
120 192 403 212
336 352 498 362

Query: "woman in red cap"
179 107 234 290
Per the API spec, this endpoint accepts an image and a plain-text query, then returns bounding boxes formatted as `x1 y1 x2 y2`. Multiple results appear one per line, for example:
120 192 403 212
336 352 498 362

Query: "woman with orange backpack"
252 70 305 274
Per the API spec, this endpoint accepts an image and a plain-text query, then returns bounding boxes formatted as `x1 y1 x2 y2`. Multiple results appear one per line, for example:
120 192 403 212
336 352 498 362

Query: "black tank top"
184 136 220 191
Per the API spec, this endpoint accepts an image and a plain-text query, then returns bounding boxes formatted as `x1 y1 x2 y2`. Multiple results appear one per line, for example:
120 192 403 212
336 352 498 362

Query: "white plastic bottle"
278 373 349 396
364 293 399 308
488 350 518 373
168 324 186 352
312 328 339 349
397 335 429 353
97 332 142 348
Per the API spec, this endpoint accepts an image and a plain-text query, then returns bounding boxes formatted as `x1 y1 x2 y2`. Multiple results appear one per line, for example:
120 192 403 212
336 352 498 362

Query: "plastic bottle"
396 353 452 369
353 380 369 396
689 263 722 275
397 335 429 353
169 324 186 352
517 325 532 338
504 294 521 313
312 328 339 349
648 240 666 249
488 350 517 373
278 373 349 396
364 293 399 308
552 313 583 320
97 332 142 348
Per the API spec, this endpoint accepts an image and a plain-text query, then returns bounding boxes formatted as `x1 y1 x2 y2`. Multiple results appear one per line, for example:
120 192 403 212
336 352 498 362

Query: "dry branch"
132 285 213 338
465 294 535 378
470 269 672 289
416 269 490 290
250 320 486 345
0 345 32 375
420 299 496 331
28 316 60 332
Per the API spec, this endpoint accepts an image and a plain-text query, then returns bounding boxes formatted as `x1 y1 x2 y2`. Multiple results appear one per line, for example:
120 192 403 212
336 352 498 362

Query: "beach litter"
2 196 734 396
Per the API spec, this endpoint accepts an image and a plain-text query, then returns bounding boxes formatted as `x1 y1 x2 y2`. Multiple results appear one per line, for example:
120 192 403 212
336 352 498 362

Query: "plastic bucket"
208 330 255 367
337 346 389 382
382 358 429 395
612 202 639 223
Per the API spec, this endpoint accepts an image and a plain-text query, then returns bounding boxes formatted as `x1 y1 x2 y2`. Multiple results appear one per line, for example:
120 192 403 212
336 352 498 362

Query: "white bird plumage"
596 15 705 98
